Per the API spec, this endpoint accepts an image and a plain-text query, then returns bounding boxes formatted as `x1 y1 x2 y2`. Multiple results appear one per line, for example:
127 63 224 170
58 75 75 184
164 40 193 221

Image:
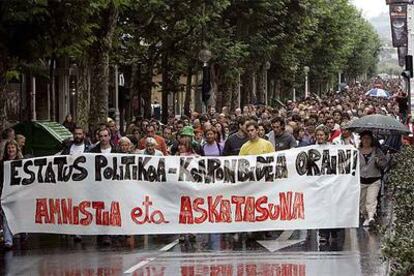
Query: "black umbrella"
345 114 410 135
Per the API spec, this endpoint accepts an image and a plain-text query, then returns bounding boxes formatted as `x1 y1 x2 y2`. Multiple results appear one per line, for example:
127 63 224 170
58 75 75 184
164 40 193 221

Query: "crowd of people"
0 77 410 249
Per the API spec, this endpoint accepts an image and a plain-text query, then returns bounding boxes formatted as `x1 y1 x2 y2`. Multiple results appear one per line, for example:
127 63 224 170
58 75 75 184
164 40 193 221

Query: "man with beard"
61 127 92 155
60 127 91 243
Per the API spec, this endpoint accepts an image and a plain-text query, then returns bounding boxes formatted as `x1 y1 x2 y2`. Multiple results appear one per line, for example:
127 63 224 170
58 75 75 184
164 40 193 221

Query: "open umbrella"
365 88 391 98
345 114 410 135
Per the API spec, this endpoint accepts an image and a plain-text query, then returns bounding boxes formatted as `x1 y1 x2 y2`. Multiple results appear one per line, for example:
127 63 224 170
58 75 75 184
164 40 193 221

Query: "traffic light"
402 55 413 79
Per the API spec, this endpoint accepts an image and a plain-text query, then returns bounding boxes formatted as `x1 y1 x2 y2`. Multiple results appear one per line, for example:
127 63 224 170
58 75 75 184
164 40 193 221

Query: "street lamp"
291 65 298 102
198 48 212 67
304 66 310 98
199 48 212 108
265 61 271 106
338 70 342 92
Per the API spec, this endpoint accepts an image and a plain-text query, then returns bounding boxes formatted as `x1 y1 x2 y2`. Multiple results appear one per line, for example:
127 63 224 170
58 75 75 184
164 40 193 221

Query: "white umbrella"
365 88 391 98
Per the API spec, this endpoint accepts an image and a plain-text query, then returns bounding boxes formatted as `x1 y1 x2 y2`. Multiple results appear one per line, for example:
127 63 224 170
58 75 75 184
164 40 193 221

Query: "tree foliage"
383 146 414 275
0 0 382 128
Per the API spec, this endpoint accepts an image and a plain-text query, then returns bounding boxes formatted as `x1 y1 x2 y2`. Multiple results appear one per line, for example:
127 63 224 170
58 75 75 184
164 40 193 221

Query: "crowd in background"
0 77 410 249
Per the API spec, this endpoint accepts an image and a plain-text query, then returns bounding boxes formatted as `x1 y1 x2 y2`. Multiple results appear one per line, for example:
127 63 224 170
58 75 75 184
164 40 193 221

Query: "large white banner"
1 145 360 235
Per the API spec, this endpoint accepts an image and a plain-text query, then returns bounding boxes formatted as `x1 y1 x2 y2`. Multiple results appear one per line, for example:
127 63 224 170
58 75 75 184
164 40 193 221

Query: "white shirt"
100 147 112 154
69 143 86 155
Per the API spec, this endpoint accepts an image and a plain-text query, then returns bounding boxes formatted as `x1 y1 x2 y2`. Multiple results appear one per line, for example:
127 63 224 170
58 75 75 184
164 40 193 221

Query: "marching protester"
202 128 223 156
89 127 119 246
0 128 15 161
294 127 312 147
119 137 134 154
138 125 168 156
15 134 32 158
90 128 119 154
326 116 342 143
239 121 275 156
359 131 387 228
258 123 267 139
61 127 92 155
136 137 164 156
108 120 122 147
267 117 297 151
61 127 92 242
223 116 249 156
313 125 345 246
332 122 358 146
1 140 23 249
62 114 76 133
1 78 407 252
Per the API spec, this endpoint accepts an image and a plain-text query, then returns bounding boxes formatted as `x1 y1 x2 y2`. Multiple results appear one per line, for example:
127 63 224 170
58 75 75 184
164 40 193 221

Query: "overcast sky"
351 0 388 19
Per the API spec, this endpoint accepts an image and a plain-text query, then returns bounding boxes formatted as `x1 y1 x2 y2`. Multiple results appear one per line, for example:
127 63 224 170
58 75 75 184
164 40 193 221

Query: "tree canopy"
0 0 381 128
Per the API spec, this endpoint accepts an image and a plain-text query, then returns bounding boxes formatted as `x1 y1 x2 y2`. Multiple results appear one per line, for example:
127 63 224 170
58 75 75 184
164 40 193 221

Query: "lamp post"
304 66 310 98
114 65 120 128
291 65 298 102
198 48 212 111
265 61 270 106
338 70 342 92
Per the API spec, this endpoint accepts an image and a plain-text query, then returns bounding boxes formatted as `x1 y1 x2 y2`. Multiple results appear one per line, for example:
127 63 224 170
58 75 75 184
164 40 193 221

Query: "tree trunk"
256 65 265 104
229 82 238 111
49 55 56 121
142 61 153 119
184 65 193 116
194 72 202 113
0 61 8 132
275 80 281 104
76 58 90 131
161 53 169 124
241 70 253 108
221 82 231 111
251 72 257 105
130 63 143 118
211 64 221 112
88 1 118 130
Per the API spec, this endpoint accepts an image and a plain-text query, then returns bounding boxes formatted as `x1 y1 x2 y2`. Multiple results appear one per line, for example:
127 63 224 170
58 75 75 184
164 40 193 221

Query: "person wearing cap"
138 125 168 155
178 126 204 156
136 137 163 156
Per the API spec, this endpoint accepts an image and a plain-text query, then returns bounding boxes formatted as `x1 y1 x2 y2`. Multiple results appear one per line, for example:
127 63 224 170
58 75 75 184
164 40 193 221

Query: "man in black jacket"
61 127 92 155
88 127 118 245
89 128 119 154
60 127 92 243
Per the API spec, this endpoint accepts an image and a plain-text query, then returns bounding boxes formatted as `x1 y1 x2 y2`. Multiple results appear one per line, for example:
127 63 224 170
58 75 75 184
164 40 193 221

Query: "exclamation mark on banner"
352 150 358 176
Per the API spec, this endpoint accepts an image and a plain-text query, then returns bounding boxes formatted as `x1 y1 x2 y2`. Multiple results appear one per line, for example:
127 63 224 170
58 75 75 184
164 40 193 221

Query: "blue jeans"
1 210 13 246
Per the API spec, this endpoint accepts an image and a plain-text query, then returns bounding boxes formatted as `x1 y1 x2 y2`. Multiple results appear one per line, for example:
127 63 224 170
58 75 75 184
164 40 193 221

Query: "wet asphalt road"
0 227 385 276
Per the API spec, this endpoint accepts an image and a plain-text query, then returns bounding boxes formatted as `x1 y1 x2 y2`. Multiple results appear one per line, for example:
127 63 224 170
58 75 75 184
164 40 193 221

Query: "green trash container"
13 121 73 157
